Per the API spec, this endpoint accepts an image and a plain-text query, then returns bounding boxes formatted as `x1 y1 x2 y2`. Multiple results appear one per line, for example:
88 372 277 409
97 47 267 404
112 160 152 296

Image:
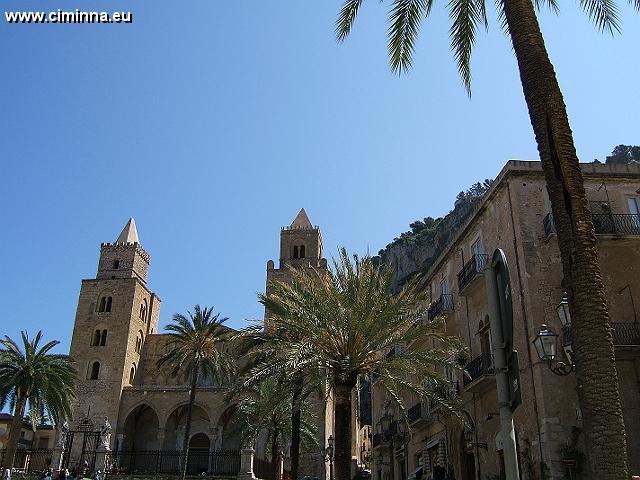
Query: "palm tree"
234 322 323 480
257 249 468 480
335 2 639 478
0 331 76 469
157 305 236 479
232 377 318 480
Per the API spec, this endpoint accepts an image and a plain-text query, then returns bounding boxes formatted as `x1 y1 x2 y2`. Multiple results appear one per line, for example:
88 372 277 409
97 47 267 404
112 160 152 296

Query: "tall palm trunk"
290 381 303 480
182 370 199 480
334 381 355 480
502 1 628 478
5 397 27 469
271 423 280 480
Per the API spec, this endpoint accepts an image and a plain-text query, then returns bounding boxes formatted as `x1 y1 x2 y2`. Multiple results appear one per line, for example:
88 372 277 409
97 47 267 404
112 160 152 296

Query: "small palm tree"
258 249 468 480
232 377 318 480
0 331 76 468
157 305 236 480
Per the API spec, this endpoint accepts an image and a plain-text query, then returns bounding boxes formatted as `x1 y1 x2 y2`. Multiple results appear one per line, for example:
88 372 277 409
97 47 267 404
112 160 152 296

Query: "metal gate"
61 414 101 473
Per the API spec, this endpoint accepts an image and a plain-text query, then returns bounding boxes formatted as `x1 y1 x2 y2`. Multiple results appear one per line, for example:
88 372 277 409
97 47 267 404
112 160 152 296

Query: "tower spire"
290 208 312 229
116 218 139 244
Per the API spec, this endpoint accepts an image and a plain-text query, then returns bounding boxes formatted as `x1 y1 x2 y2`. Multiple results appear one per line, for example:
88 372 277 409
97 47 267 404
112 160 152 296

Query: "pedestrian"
3 468 10 480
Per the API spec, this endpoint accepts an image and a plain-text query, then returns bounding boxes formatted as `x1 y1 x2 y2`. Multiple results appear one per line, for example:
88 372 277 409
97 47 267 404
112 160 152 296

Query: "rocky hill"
376 180 493 290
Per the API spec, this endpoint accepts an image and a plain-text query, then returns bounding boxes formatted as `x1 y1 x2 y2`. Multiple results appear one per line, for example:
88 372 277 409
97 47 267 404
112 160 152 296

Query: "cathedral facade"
66 210 333 478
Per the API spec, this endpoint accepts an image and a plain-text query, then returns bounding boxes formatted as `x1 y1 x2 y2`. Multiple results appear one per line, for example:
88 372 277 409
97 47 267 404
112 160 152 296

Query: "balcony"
562 323 639 347
407 401 432 425
611 322 640 346
427 294 454 320
457 254 489 294
463 352 495 394
543 212 640 238
592 214 640 236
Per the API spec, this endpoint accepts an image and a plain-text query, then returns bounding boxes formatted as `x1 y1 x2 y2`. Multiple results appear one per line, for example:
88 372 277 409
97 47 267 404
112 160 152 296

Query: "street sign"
492 249 514 356
508 350 522 412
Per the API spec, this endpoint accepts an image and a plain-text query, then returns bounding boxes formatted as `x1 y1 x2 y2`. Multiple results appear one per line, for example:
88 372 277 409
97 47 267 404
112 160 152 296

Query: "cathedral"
66 210 334 477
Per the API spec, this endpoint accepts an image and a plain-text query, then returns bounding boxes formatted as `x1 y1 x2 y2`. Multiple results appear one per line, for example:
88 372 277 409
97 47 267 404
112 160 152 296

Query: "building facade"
371 161 640 480
64 211 334 478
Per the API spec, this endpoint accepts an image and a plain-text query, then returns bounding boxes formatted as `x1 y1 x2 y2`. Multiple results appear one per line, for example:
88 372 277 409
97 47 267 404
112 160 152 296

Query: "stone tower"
265 208 328 325
68 218 161 449
264 209 332 479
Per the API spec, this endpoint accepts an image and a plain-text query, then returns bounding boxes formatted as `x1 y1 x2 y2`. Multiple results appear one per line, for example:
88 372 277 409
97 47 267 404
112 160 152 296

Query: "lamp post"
533 295 575 376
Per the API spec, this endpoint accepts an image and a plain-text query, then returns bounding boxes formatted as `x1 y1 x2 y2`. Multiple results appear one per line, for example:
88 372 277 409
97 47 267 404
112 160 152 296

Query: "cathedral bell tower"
264 209 328 323
68 218 161 451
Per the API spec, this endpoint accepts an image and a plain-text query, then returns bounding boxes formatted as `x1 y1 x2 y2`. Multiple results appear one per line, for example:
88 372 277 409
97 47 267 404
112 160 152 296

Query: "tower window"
113 260 120 269
129 364 136 384
106 297 112 312
90 361 100 380
98 297 106 312
293 245 299 259
299 245 306 258
92 330 101 346
100 329 107 346
135 331 144 353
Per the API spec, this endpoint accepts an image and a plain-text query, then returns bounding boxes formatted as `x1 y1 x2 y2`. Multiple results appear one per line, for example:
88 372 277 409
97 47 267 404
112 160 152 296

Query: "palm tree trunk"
182 370 199 480
290 381 303 480
4 396 27 469
334 381 355 480
271 424 280 480
502 1 628 479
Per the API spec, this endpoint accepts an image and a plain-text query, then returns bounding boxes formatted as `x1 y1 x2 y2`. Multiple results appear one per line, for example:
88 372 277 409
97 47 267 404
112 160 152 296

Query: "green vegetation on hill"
376 179 493 287
593 144 640 165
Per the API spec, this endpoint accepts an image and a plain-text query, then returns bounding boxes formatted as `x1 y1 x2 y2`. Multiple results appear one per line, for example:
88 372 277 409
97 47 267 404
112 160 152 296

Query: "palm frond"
388 0 431 74
336 0 365 42
579 0 621 33
448 0 486 95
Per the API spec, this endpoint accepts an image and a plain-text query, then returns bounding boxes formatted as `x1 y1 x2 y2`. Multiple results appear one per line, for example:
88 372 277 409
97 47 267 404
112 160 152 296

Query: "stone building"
65 211 335 478
370 160 640 480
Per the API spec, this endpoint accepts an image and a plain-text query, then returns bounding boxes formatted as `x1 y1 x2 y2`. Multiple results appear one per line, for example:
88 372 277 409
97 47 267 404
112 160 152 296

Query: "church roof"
290 208 313 229
116 218 140 244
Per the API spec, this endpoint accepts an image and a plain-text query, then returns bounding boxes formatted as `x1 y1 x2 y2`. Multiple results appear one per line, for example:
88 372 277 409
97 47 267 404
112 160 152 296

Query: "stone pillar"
237 447 257 480
94 445 111 475
51 446 65 473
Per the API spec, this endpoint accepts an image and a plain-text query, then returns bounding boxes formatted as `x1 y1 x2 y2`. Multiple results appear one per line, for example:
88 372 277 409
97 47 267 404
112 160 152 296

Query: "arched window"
98 297 107 312
100 330 107 346
139 300 148 323
299 245 306 258
135 330 144 353
293 245 299 259
129 364 136 384
92 330 101 346
113 260 120 269
106 297 112 312
90 361 100 380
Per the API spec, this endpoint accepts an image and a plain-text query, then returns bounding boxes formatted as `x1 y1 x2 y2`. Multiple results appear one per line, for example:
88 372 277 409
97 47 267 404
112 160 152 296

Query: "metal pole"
485 267 520 480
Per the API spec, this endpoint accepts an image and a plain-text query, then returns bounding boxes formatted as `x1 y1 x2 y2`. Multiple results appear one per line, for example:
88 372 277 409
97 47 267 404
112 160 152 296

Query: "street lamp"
325 435 334 480
556 295 571 327
533 323 574 376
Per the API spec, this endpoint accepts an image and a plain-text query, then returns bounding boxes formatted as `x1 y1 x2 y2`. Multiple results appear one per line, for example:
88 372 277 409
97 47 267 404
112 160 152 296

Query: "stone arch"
163 404 211 450
122 403 161 451
216 404 242 450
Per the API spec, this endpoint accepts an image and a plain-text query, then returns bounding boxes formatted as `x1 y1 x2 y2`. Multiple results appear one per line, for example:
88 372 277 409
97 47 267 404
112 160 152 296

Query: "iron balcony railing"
561 323 639 347
544 212 640 237
105 449 240 475
611 322 640 346
428 294 454 320
592 213 640 235
457 253 489 293
463 352 494 386
543 212 556 237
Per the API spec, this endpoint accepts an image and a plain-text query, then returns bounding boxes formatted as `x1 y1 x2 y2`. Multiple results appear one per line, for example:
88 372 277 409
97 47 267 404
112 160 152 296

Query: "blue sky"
1 1 638 354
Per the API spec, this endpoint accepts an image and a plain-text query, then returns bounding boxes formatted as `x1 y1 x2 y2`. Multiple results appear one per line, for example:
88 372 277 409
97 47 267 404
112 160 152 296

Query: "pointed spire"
116 218 139 244
290 208 313 229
